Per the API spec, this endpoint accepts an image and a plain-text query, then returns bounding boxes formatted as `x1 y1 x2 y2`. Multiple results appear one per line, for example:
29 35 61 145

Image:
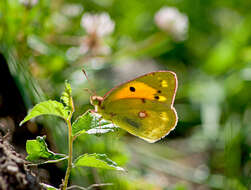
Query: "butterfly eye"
129 86 136 92
157 90 161 93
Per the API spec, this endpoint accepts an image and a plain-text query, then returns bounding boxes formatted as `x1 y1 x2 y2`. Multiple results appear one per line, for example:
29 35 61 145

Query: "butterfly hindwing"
100 98 177 143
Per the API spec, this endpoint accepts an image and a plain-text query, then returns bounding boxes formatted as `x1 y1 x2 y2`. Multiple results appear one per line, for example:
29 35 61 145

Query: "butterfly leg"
85 109 101 128
92 112 102 128
111 120 116 129
82 109 94 117
98 117 102 129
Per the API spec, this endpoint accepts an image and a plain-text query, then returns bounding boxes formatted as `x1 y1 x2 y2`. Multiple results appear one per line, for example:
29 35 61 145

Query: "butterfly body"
91 71 178 143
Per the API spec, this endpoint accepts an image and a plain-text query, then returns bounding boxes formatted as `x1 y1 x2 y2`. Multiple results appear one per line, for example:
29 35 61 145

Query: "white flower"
81 12 115 37
155 7 188 41
79 35 111 56
19 0 38 7
61 4 83 17
79 12 114 56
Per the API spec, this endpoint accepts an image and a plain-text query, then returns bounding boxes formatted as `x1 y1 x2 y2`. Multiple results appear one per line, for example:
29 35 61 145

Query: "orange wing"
102 71 177 106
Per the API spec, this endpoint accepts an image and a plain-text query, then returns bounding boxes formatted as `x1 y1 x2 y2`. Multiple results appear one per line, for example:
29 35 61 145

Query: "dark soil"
0 133 43 190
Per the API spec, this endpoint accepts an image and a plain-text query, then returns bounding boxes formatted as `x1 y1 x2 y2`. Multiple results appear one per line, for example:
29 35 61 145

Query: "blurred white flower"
155 7 188 41
79 12 115 56
52 13 70 32
66 47 81 61
61 4 83 17
19 0 38 7
81 13 115 37
79 35 111 55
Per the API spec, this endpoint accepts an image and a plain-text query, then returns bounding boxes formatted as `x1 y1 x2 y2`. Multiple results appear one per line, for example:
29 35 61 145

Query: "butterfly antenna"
82 69 96 95
83 88 94 96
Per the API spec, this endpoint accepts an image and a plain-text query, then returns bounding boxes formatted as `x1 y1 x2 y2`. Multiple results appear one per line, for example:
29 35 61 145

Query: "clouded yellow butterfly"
90 71 178 143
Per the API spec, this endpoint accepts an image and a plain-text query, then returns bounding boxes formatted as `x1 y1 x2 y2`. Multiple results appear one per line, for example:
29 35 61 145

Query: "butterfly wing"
98 71 178 142
103 71 177 105
100 98 177 142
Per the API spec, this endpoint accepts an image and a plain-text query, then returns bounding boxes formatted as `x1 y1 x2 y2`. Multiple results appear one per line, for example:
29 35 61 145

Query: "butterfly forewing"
103 71 177 106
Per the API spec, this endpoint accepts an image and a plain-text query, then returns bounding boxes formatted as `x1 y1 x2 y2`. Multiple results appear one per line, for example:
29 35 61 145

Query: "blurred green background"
1 0 251 189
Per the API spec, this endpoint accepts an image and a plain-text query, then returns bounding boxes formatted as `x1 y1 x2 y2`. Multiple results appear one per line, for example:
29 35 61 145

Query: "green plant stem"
62 118 73 190
62 97 75 190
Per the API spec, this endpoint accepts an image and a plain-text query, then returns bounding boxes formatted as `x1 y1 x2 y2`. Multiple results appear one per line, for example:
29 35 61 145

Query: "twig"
66 183 113 190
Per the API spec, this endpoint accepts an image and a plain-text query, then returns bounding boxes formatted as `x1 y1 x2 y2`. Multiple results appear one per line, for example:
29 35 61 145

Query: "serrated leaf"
72 112 93 135
74 153 125 171
20 100 68 126
86 123 117 135
60 81 73 112
72 112 117 137
26 136 66 162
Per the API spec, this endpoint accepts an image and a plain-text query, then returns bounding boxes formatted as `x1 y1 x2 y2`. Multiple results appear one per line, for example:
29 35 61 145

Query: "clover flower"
61 4 83 18
79 12 115 56
81 13 115 37
19 0 38 7
155 7 188 41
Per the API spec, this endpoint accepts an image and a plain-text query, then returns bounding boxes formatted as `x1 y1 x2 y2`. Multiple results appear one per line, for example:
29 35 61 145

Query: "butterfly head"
90 95 104 112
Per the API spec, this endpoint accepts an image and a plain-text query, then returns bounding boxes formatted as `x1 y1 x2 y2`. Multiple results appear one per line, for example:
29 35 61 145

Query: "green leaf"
26 136 66 162
19 100 68 126
72 112 117 137
60 81 73 112
86 123 117 135
74 153 125 171
72 112 93 135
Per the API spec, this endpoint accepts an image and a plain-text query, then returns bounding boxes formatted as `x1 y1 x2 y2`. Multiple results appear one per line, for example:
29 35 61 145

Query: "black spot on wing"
129 86 135 92
154 95 159 100
124 117 140 128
